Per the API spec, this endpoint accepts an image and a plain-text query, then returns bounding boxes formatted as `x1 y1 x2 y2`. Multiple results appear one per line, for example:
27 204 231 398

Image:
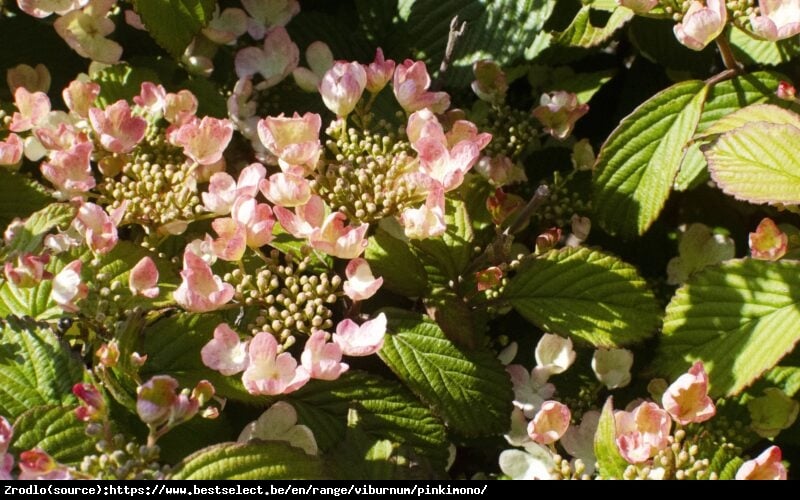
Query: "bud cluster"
79 433 167 480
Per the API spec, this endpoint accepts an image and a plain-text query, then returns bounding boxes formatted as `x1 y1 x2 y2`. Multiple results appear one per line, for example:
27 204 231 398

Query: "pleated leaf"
504 247 659 347
11 405 95 466
378 309 512 436
655 259 800 396
555 6 633 48
133 0 215 59
594 398 628 479
593 80 708 237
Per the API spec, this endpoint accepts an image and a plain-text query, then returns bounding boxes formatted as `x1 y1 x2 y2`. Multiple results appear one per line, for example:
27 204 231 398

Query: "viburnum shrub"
1 0 799 480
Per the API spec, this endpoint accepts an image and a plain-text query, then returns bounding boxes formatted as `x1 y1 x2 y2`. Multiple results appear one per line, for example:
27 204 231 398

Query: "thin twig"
503 184 551 236
432 16 466 90
715 35 743 73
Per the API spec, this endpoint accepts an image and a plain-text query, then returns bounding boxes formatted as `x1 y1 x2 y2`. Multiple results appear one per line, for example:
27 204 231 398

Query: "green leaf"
170 441 327 479
378 309 512 436
593 80 708 237
0 316 85 418
2 203 75 257
548 68 616 105
411 199 474 284
705 121 800 205
423 287 482 349
11 405 96 466
288 371 448 470
699 103 800 139
365 227 428 297
400 0 557 87
0 256 66 320
142 312 259 403
0 172 51 229
504 247 659 347
673 142 709 192
132 0 215 59
654 258 800 397
594 397 628 479
695 72 786 135
555 6 633 48
92 63 161 108
763 366 800 397
730 27 800 66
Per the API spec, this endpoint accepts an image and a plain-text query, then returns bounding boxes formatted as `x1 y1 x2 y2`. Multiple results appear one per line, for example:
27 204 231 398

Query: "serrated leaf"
730 26 800 66
676 72 785 191
593 80 708 237
695 72 786 134
504 247 659 347
170 441 327 479
555 6 633 48
288 371 448 470
699 103 800 139
411 199 474 284
0 171 51 229
142 312 259 403
705 121 800 205
673 142 709 192
655 259 800 397
366 228 428 297
400 0 557 87
423 287 481 348
594 397 628 479
2 203 75 257
0 316 85 418
92 63 161 108
11 405 95 466
378 309 512 436
718 456 745 480
0 256 65 320
133 0 215 59
763 366 800 397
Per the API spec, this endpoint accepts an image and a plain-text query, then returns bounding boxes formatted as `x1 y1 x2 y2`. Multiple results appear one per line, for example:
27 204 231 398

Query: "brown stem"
431 16 466 90
503 184 551 236
715 35 742 73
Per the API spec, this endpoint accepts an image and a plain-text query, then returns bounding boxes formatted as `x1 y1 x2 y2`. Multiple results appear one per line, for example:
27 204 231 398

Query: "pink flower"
231 195 275 248
507 365 555 418
392 59 450 114
777 80 797 100
615 401 672 464
365 48 396 93
242 0 300 39
260 171 312 207
301 330 349 380
18 449 70 480
133 81 166 117
203 7 248 45
173 249 235 312
475 266 503 292
617 0 658 13
532 91 589 140
51 259 88 312
170 116 234 165
136 375 179 425
471 60 507 104
274 195 326 239
257 112 322 171
4 253 52 287
333 313 387 357
7 63 51 93
17 0 87 18
407 109 487 191
53 5 123 63
319 61 367 117
41 141 95 195
0 416 12 455
736 446 787 480
89 100 147 153
202 162 266 215
9 87 50 132
673 0 727 51
343 258 383 301
73 382 106 422
750 0 800 41
662 361 716 425
310 212 369 259
527 401 571 445
164 90 198 125
242 332 309 395
0 133 23 166
234 27 299 87
535 333 576 375
749 217 788 261
34 122 86 152
71 201 119 254
212 217 247 261
400 185 447 240
63 79 100 118
129 256 159 298
201 323 249 376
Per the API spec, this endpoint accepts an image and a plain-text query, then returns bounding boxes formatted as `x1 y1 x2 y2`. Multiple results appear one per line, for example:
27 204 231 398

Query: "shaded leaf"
132 0 215 59
11 405 95 466
594 397 628 479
